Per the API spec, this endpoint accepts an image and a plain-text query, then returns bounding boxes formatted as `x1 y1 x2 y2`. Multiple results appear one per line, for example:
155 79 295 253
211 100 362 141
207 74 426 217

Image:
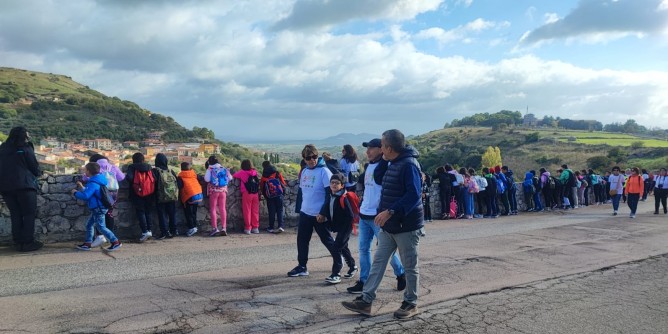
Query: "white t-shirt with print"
360 162 382 216
299 166 333 216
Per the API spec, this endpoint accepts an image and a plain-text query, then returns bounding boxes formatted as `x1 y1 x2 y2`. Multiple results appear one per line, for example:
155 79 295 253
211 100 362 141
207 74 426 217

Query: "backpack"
209 166 229 187
155 168 178 203
532 176 541 191
468 178 479 193
89 180 114 210
495 176 506 194
132 169 155 197
348 170 360 185
449 197 458 218
475 175 488 190
339 191 360 225
264 173 284 198
245 175 260 194
548 176 557 189
101 171 119 192
591 174 599 185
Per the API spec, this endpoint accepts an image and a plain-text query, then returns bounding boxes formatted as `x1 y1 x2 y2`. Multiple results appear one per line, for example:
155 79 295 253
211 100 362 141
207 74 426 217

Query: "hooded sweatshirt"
540 171 551 187
299 157 333 216
233 169 259 194
82 159 125 183
259 164 286 198
0 141 41 192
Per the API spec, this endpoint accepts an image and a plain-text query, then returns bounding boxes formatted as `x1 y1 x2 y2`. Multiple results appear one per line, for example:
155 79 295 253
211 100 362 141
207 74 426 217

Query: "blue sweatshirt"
74 173 108 210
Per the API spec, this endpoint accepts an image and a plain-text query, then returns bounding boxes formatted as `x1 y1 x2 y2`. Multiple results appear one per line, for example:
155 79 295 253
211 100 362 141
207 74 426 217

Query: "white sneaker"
91 235 107 247
186 227 198 237
139 231 152 242
251 228 260 234
277 227 285 233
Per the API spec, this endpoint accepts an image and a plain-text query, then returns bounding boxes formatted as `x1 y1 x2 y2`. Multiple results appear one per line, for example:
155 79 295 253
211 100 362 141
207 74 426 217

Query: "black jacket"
320 190 355 233
379 145 424 234
0 142 41 192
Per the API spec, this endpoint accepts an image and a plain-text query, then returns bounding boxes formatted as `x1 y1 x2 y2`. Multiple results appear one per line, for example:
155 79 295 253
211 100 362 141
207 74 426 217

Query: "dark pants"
654 188 667 213
297 212 336 268
593 184 603 204
508 188 518 213
542 187 553 209
183 202 198 229
485 190 497 216
642 181 650 201
439 190 449 218
156 201 177 235
476 192 486 215
627 193 640 214
2 190 37 245
422 195 432 220
266 196 285 229
331 222 355 275
133 197 153 233
498 191 510 215
584 186 591 206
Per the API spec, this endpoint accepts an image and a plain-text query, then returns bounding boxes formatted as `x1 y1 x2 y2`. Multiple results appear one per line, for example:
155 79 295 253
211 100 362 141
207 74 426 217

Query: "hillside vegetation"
412 127 668 175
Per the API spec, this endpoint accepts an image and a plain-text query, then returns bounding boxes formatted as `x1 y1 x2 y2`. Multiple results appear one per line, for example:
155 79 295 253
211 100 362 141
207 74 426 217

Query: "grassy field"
508 128 668 148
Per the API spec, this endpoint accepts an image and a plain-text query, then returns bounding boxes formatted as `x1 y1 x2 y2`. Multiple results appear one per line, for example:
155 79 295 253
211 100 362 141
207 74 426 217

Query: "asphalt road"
1 200 667 333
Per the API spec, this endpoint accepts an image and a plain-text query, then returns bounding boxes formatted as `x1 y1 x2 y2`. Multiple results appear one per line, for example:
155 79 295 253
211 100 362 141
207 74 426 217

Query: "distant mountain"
235 132 380 146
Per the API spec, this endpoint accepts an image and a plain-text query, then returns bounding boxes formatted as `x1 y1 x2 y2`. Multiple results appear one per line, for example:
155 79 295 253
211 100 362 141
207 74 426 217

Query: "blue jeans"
358 218 404 283
363 229 420 305
508 188 518 212
266 196 284 229
612 194 622 211
464 193 474 215
532 192 543 210
86 209 118 244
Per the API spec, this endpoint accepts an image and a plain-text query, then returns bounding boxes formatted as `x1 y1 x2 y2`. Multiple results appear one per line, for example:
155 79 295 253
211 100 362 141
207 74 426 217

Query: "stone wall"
0 176 592 244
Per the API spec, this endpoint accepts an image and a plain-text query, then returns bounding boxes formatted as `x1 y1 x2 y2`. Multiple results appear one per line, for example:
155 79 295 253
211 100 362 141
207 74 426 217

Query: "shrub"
587 156 613 170
630 141 644 149
525 132 540 143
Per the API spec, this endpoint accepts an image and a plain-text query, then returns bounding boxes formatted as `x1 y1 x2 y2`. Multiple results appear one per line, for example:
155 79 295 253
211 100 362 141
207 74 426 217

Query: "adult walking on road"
346 138 406 294
342 129 423 319
654 168 668 215
0 126 43 252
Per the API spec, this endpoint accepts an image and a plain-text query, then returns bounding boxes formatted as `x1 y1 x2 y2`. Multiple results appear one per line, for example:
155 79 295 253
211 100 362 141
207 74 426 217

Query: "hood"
525 172 534 180
308 157 327 169
96 159 110 169
154 153 169 170
131 162 152 172
394 145 420 162
262 165 278 178
542 171 551 177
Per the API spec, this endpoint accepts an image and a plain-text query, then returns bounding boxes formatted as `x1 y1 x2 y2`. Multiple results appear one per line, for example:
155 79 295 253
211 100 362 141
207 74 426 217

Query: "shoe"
394 301 419 319
287 265 309 277
186 227 198 237
251 228 260 234
220 229 227 236
277 227 285 233
397 274 407 291
344 266 358 279
630 214 636 219
244 230 251 235
76 243 91 251
209 228 220 237
91 235 107 247
19 241 43 252
654 212 659 215
107 241 122 251
155 234 167 240
139 231 152 242
165 232 174 239
342 296 372 316
347 280 364 294
613 211 618 216
266 227 275 233
325 275 341 284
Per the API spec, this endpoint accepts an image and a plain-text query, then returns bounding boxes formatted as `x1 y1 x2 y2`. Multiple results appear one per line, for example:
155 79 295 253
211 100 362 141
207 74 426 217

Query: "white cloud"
415 18 504 45
544 13 559 24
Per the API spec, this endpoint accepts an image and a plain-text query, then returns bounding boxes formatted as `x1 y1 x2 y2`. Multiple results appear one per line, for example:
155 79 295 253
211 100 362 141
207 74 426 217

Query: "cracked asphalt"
1 201 667 333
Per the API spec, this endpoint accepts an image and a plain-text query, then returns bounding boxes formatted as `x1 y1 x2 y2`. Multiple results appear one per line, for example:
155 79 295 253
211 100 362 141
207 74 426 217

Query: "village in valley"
34 131 219 174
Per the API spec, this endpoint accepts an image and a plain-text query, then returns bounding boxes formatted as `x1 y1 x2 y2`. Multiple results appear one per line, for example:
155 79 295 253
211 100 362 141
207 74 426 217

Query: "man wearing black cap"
342 129 423 319
346 138 406 294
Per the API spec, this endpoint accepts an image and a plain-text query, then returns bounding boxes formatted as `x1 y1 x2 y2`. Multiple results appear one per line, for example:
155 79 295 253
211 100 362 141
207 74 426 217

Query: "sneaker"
266 227 275 233
19 241 43 252
107 241 122 251
186 227 198 237
325 275 341 284
613 211 618 216
341 296 372 316
277 227 285 233
397 274 407 291
165 232 174 239
243 229 251 235
347 280 364 294
155 234 167 240
76 243 91 251
220 229 227 236
393 301 419 319
139 231 152 242
209 228 220 237
343 266 358 279
654 211 659 215
251 228 260 234
287 265 309 277
630 214 636 219
91 235 107 248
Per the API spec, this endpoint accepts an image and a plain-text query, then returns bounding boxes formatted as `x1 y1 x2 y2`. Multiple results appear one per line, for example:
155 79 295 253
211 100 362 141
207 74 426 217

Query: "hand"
76 181 84 190
316 214 326 223
374 210 392 227
70 189 78 196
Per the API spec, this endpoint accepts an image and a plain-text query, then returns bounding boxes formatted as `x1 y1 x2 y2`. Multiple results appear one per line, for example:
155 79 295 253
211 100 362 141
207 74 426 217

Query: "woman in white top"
339 144 360 192
653 168 668 214
607 166 625 216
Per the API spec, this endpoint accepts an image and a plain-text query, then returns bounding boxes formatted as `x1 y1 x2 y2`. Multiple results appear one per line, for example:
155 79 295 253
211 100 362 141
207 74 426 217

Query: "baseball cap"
362 138 381 148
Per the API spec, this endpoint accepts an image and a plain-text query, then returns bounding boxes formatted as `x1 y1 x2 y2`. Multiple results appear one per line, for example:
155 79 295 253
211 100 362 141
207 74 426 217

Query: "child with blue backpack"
72 162 121 251
204 156 232 236
260 160 287 233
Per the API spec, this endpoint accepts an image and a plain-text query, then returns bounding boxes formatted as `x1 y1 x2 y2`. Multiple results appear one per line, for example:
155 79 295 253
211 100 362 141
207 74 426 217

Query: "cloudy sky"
1 0 667 141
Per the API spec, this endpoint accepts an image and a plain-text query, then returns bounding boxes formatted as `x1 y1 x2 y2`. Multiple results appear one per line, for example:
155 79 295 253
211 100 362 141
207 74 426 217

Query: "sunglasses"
304 155 318 161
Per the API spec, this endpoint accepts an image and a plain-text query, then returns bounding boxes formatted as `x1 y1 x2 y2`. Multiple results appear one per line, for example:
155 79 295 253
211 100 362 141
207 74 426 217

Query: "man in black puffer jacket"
342 129 423 320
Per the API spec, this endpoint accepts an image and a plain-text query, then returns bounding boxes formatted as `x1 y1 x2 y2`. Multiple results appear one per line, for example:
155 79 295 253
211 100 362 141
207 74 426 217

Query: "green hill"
411 127 668 175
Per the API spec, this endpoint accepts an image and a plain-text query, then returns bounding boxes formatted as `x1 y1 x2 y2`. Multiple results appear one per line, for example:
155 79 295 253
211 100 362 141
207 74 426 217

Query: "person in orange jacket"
178 162 203 236
624 167 644 219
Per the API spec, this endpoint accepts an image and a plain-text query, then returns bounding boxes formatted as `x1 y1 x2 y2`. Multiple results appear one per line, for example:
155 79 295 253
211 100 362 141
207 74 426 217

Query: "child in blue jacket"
71 162 122 251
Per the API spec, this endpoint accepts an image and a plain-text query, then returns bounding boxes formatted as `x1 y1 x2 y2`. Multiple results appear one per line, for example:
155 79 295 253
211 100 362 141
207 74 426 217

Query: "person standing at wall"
0 127 43 252
339 144 360 192
233 160 260 234
204 156 232 236
259 160 287 233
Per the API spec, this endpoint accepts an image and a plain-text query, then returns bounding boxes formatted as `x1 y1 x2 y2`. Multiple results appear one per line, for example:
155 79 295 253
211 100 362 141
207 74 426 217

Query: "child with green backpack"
154 153 179 239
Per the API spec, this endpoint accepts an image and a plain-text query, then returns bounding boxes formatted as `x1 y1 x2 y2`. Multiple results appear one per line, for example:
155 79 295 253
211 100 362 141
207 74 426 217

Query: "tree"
525 132 540 143
481 146 502 168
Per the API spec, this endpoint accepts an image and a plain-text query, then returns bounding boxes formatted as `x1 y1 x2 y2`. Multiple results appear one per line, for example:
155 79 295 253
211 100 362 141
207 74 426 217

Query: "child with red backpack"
259 161 287 233
125 152 156 242
318 173 358 285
